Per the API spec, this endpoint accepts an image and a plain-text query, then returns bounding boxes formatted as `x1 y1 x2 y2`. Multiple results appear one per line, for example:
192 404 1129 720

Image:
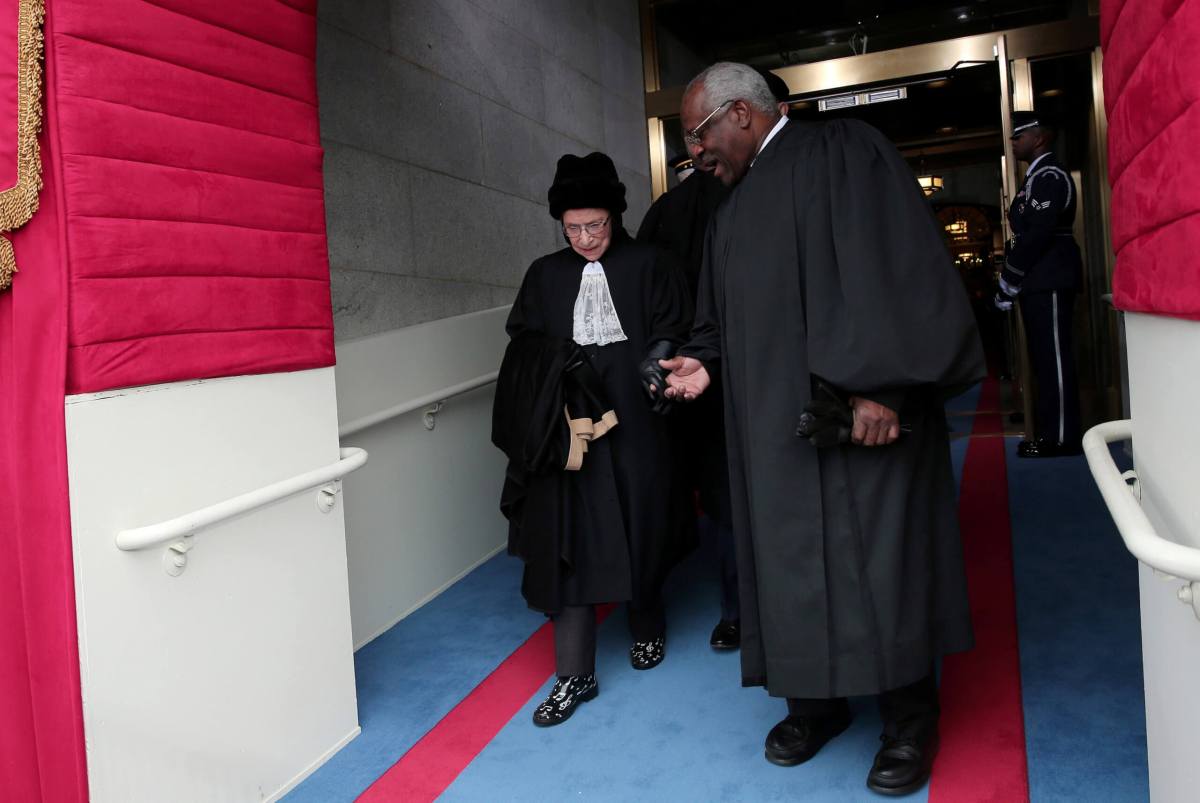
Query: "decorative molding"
0 0 46 292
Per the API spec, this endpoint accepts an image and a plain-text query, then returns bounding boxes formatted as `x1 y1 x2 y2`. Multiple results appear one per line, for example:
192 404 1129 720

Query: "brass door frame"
998 38 1038 437
638 0 670 197
641 16 1099 200
642 17 1099 122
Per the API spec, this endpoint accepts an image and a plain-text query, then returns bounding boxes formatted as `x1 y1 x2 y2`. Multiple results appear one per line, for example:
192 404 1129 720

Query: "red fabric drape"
2 0 330 798
0 3 88 798
1103 0 1200 318
51 0 334 394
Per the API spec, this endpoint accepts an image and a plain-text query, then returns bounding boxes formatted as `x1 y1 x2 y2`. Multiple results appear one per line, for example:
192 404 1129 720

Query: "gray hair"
686 62 779 116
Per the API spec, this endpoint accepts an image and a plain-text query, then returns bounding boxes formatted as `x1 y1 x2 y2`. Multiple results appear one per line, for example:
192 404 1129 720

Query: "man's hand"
660 356 710 401
849 396 900 446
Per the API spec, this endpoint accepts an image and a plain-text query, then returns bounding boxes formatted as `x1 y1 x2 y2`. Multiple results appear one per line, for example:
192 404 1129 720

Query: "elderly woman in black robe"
493 152 694 727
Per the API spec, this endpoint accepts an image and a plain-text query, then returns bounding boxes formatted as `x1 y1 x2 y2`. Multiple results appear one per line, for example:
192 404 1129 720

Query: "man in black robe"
660 63 985 795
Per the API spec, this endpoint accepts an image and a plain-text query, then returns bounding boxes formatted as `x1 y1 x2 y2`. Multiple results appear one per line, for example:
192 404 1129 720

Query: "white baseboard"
353 542 506 651
267 726 362 803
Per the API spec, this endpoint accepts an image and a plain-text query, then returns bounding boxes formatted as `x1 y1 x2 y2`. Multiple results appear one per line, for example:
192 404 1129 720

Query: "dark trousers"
552 598 665 677
787 672 939 739
1021 290 1081 445
701 514 739 622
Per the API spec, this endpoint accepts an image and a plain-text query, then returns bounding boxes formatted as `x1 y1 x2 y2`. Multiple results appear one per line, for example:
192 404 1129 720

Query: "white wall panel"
66 367 359 803
335 306 510 647
1125 312 1200 803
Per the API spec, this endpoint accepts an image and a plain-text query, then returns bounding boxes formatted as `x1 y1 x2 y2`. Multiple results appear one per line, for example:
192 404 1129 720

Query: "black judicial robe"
681 119 985 699
503 230 695 613
636 169 728 302
636 171 734 525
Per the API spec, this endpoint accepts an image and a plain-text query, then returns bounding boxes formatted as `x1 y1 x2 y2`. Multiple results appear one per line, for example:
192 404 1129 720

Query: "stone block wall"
317 0 651 340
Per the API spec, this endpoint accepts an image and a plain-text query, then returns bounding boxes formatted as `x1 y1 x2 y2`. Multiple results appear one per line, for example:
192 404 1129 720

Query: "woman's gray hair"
687 62 778 116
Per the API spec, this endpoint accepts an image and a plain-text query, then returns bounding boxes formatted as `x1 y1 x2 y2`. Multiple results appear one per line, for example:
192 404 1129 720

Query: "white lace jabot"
572 261 627 346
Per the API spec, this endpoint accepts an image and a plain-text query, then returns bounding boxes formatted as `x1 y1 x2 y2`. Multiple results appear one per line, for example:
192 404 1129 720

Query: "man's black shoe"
1016 438 1082 459
866 732 938 796
709 619 740 650
764 711 852 766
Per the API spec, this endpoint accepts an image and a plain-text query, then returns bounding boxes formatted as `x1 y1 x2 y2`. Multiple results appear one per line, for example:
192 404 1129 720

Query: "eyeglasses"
683 100 733 146
563 217 610 239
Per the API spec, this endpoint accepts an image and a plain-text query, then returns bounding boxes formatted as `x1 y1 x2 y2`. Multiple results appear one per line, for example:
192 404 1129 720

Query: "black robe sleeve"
505 257 546 338
678 219 723 371
798 120 985 400
635 193 666 244
646 248 694 347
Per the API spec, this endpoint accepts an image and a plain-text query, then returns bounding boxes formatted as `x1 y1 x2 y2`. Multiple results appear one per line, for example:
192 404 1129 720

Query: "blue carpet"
291 389 1150 802
441 538 929 803
1006 440 1148 802
284 554 544 803
443 398 987 802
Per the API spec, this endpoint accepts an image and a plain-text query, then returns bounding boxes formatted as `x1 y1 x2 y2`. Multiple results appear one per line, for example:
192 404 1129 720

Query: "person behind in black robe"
659 63 985 795
497 151 694 727
637 155 740 649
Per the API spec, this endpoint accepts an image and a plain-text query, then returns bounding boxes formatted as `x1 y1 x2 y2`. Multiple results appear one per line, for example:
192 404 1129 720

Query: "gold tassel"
0 0 46 292
0 237 14 291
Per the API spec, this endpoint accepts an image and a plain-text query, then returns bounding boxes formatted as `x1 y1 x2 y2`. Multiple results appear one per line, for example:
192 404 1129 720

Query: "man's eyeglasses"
683 100 733 147
564 217 610 239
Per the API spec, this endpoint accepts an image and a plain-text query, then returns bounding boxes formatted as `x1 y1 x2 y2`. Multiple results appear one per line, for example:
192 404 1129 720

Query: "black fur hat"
547 152 627 220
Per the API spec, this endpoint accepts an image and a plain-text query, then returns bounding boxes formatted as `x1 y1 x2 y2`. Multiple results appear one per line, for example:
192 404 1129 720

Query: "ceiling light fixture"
918 175 944 196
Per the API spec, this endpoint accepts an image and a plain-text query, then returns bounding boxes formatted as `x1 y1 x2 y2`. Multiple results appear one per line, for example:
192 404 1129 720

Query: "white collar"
751 116 788 167
1025 151 1052 178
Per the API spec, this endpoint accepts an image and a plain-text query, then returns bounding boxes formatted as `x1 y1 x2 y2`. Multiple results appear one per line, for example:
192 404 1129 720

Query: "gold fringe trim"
0 0 46 292
0 237 13 289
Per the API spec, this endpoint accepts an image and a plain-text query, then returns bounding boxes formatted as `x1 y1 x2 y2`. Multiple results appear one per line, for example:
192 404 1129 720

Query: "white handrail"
337 371 499 438
115 447 369 553
1083 420 1200 581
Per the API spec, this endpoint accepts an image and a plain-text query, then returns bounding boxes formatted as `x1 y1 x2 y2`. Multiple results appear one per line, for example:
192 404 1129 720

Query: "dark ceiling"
652 0 1088 69
653 1 1097 174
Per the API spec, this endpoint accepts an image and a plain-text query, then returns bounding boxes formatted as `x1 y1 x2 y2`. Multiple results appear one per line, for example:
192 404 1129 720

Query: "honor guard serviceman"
994 110 1083 458
659 62 984 797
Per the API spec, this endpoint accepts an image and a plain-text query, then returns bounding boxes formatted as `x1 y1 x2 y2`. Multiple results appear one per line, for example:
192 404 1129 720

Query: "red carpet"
359 381 1027 802
930 377 1030 802
359 606 614 802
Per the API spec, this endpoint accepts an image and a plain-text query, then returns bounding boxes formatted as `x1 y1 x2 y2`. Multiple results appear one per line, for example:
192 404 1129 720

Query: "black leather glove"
639 339 676 415
796 380 912 447
795 380 854 447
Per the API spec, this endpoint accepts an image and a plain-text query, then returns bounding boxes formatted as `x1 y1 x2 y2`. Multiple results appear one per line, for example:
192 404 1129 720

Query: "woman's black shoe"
630 636 665 670
532 674 598 727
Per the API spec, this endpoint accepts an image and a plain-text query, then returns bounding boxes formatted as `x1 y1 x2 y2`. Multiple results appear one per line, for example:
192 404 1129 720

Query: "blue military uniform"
996 112 1083 453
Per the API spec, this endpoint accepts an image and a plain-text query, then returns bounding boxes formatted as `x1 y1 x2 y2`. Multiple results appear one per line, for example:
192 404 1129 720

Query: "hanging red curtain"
1 0 330 798
0 0 88 799
1103 0 1200 318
